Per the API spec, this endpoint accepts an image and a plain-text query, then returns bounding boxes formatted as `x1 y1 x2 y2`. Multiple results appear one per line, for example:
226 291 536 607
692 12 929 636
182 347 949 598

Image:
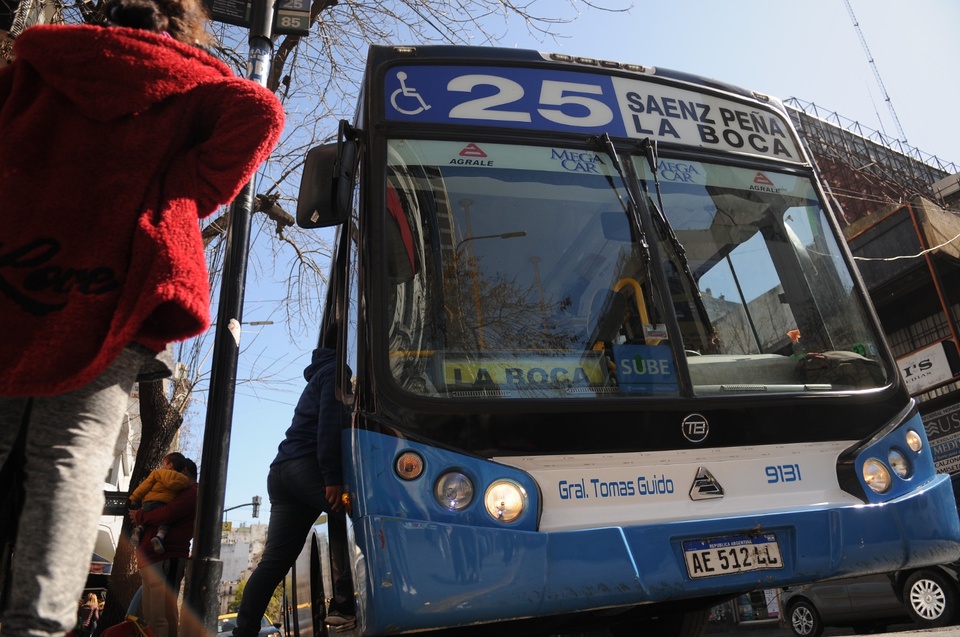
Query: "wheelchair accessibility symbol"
390 72 431 115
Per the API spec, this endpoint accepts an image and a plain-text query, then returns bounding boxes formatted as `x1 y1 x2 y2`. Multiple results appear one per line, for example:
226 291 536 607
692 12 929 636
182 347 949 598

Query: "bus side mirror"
297 127 358 228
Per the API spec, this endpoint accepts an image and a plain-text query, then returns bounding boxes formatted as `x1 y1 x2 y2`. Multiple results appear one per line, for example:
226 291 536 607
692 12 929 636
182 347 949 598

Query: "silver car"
780 565 960 636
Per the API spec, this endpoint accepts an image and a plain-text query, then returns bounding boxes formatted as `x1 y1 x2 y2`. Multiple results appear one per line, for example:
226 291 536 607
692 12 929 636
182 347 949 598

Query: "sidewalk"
707 619 790 636
706 618 916 636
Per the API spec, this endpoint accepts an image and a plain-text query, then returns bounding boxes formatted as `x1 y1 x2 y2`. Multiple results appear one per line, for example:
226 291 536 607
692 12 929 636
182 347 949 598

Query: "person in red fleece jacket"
0 0 284 633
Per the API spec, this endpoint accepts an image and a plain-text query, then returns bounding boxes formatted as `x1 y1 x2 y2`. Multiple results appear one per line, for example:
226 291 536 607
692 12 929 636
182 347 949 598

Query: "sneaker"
150 537 165 554
130 528 141 546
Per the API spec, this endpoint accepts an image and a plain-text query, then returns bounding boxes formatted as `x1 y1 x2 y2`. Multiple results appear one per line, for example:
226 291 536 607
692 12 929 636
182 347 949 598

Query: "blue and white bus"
285 45 960 637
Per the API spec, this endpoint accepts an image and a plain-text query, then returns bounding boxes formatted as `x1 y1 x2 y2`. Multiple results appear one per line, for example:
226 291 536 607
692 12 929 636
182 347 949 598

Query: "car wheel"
903 568 957 628
788 600 824 637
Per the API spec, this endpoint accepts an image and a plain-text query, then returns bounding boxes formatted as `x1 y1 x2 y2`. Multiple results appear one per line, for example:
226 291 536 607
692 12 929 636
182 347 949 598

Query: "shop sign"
898 341 953 394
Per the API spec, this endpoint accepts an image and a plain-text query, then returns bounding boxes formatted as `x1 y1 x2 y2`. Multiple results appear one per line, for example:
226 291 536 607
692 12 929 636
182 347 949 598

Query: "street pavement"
706 619 960 636
708 619 786 635
706 619 797 636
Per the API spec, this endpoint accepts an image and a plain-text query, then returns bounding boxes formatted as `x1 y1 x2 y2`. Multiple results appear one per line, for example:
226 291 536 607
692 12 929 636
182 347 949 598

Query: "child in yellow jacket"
128 452 191 553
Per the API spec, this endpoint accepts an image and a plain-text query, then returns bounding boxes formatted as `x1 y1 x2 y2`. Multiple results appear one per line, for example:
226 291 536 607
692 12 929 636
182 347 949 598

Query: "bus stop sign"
272 0 310 35
203 0 250 27
202 0 310 36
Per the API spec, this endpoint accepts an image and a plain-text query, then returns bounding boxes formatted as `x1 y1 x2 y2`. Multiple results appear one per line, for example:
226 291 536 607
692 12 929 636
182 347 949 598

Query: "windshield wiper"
638 139 691 271
591 133 650 264
589 134 694 395
637 138 714 339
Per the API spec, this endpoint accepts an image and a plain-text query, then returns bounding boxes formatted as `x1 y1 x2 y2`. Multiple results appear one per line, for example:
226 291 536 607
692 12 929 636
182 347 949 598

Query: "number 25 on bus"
289 45 960 637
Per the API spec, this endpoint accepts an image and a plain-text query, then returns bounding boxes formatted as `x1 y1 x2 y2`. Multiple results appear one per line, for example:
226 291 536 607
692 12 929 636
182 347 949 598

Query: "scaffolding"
786 98 958 223
1 0 62 62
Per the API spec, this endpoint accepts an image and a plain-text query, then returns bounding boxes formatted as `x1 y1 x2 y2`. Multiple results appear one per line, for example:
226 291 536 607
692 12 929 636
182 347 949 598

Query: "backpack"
796 350 886 388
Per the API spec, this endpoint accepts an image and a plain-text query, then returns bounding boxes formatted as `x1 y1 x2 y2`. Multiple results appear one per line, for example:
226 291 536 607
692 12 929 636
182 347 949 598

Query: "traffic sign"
273 0 310 35
102 491 130 517
203 0 251 28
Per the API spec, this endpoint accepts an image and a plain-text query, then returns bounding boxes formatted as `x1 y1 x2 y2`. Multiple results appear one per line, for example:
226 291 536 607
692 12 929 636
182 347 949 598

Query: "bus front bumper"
350 472 960 634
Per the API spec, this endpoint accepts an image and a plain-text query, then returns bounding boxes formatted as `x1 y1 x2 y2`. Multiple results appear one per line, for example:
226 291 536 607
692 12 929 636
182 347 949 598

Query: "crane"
843 0 908 143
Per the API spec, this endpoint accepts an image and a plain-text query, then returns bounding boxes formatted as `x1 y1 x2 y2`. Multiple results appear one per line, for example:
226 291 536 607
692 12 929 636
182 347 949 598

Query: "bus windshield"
383 139 887 399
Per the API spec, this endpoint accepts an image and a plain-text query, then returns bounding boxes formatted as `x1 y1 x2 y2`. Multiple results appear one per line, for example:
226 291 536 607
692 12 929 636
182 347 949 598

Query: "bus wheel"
903 569 957 628
611 607 709 637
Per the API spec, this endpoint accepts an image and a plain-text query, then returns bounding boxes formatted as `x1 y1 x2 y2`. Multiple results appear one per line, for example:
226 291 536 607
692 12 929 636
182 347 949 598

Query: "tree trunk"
99 380 184 633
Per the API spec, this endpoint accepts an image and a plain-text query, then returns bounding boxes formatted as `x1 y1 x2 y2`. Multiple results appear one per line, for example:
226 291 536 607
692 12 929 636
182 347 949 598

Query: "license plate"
682 533 783 579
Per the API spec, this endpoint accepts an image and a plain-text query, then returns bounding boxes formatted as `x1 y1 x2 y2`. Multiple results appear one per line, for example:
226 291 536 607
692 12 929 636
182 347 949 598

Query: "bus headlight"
905 429 923 453
435 471 474 511
484 480 526 523
862 458 892 493
888 449 912 479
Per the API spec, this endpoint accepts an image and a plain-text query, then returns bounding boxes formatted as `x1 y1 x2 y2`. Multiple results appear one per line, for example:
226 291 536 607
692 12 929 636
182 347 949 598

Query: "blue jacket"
272 348 350 486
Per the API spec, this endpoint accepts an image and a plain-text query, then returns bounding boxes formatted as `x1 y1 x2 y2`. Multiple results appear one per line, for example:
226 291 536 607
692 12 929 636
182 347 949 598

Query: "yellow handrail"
613 278 650 326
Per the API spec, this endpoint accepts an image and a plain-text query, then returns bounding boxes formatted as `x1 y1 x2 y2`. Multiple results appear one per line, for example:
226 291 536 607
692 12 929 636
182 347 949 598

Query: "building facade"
218 523 269 614
788 100 960 476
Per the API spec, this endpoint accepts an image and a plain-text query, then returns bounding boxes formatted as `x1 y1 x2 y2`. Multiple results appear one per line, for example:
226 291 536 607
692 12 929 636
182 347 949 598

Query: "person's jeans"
81 619 98 637
139 557 186 637
233 457 353 637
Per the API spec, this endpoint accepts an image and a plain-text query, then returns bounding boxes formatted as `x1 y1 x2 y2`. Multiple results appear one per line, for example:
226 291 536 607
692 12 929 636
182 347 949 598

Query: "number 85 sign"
273 0 309 35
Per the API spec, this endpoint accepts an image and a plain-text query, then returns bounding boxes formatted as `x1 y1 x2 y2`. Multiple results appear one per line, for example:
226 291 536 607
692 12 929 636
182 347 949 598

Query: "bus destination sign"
383 65 802 163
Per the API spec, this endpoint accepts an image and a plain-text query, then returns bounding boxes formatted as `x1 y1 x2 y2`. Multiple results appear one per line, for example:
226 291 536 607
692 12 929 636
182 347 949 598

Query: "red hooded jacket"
0 25 285 396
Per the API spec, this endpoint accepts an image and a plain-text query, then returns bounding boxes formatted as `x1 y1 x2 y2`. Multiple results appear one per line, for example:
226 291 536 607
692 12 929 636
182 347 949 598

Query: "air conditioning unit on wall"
932 171 960 203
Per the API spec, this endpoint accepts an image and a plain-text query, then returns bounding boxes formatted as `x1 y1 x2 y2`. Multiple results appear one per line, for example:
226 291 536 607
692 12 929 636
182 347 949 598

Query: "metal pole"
183 2 275 633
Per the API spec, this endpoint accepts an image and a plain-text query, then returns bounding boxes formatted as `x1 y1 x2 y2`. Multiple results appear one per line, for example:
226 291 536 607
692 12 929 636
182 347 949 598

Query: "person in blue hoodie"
232 345 355 636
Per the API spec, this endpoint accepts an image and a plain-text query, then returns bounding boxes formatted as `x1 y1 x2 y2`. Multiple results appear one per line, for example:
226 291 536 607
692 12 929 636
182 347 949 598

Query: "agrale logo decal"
689 466 724 501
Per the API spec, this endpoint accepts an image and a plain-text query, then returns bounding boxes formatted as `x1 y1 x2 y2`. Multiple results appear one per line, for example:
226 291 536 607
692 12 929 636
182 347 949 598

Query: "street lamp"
208 320 274 327
453 231 526 350
455 231 527 254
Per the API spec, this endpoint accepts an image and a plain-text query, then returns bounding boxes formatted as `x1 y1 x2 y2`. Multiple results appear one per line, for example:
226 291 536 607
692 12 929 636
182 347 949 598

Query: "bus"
286 44 960 636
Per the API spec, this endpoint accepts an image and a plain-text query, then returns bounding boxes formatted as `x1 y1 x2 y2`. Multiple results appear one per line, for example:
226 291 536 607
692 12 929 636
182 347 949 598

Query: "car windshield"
381 139 887 399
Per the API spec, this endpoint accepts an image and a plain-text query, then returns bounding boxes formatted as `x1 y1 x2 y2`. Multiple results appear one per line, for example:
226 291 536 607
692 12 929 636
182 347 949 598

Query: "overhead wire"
852 230 960 262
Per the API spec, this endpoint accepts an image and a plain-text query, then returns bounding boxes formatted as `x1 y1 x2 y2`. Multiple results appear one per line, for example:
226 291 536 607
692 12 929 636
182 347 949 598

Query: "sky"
214 0 960 525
